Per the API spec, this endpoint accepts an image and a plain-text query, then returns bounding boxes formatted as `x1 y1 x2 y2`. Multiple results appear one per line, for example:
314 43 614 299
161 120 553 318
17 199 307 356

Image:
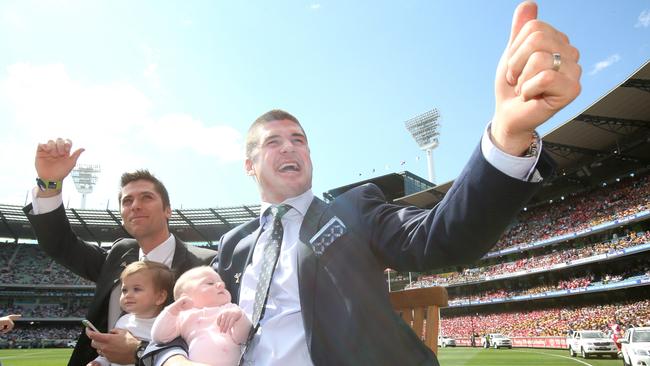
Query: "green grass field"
0 347 624 365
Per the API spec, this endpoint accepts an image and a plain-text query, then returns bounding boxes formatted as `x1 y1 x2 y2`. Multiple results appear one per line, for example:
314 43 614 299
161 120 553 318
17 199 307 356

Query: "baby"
88 261 173 366
151 266 251 366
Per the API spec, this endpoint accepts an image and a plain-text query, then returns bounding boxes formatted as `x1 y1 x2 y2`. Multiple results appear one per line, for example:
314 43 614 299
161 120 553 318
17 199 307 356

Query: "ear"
245 158 256 177
155 290 168 306
164 206 172 220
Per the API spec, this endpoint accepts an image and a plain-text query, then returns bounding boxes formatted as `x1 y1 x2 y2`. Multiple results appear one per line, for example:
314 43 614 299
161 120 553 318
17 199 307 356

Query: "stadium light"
405 108 441 183
72 164 101 209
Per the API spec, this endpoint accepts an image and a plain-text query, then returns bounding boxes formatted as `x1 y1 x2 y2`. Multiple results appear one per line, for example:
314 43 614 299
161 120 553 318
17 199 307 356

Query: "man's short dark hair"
245 109 306 159
118 170 170 209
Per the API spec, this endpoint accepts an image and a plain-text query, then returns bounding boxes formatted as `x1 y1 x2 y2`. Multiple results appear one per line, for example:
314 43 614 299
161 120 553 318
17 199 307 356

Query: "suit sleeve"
23 203 107 282
358 145 554 271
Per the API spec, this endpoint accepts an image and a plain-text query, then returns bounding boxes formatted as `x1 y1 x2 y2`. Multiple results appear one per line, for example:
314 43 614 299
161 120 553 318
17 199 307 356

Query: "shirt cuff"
481 123 543 182
30 186 64 214
153 348 188 366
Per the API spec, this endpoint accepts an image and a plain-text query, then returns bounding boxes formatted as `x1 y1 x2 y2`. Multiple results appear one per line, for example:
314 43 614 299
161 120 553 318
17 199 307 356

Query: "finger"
87 330 110 342
7 314 21 321
519 70 581 106
217 314 225 332
509 33 579 89
55 138 68 156
516 51 580 96
504 1 538 85
508 1 538 46
70 148 85 164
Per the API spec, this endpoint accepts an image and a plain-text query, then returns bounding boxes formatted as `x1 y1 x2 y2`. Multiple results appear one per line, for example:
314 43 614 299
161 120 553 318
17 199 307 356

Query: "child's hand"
168 296 194 316
216 307 243 333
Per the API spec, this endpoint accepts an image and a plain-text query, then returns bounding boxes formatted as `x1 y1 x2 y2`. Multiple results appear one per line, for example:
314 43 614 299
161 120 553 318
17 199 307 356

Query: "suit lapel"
297 197 329 351
96 243 138 303
235 227 263 302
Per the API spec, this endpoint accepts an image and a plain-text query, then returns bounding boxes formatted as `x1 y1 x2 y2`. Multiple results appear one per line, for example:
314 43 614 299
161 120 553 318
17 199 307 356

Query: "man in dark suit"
152 2 581 365
24 143 216 366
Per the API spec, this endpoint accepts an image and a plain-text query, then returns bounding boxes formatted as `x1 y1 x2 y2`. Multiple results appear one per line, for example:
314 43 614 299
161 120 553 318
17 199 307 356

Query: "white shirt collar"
259 189 314 225
138 234 175 267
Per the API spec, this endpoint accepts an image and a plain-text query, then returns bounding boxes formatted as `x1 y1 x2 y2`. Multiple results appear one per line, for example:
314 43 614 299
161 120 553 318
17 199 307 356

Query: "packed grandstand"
1 61 649 349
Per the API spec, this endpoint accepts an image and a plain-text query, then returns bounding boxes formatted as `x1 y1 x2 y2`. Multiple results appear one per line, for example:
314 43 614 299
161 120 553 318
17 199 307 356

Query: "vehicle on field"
438 335 456 348
567 330 618 359
482 333 512 349
620 327 650 366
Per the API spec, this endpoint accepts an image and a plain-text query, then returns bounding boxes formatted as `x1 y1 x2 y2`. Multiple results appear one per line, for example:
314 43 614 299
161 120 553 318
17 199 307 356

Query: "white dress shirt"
240 189 315 366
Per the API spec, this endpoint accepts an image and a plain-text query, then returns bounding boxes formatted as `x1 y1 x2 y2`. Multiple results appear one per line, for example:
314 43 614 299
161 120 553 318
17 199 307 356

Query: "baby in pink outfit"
151 266 251 366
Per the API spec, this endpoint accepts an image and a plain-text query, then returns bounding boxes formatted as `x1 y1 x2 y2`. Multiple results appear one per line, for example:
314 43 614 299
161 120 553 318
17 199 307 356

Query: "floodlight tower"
405 108 441 183
72 164 101 209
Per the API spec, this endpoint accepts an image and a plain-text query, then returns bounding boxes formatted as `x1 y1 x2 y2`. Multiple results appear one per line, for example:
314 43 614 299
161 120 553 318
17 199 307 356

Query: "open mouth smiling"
278 162 300 172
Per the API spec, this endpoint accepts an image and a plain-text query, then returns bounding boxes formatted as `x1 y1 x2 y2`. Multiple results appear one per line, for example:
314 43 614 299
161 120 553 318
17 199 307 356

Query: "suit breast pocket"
309 216 348 257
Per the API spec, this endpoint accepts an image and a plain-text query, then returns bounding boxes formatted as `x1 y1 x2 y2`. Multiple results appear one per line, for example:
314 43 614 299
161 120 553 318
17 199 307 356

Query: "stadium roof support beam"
0 211 18 242
621 78 650 93
69 208 101 245
543 141 641 162
174 210 212 245
208 209 234 230
577 114 650 135
106 209 130 237
242 205 258 218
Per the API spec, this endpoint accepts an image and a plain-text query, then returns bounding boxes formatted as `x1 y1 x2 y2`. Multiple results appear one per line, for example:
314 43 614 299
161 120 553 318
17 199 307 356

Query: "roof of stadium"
1 60 648 245
395 60 650 209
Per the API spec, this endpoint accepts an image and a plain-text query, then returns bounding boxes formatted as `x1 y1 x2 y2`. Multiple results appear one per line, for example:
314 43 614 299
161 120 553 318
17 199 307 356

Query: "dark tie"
251 204 291 326
240 205 291 365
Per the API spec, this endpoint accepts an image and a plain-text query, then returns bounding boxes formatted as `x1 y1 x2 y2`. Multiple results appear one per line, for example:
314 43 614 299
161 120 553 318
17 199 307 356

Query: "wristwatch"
523 131 540 158
135 340 149 363
36 177 62 191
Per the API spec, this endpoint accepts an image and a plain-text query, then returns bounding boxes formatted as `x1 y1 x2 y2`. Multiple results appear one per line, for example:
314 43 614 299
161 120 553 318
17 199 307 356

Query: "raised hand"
168 296 195 316
492 1 581 156
35 138 84 183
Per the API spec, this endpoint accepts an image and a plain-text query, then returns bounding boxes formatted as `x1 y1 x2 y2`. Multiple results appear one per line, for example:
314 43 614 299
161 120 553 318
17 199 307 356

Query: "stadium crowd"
493 174 650 251
407 230 650 288
441 299 650 338
0 242 93 285
446 263 649 305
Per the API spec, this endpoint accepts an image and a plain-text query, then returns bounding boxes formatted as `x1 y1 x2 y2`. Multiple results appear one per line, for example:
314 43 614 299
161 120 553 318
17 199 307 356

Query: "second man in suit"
24 141 216 366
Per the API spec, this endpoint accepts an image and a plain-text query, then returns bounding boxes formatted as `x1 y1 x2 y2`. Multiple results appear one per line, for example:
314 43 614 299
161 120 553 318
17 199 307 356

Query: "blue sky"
1 0 649 210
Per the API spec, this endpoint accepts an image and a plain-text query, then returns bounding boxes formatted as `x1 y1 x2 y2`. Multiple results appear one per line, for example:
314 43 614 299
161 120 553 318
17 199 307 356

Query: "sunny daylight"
1 0 649 365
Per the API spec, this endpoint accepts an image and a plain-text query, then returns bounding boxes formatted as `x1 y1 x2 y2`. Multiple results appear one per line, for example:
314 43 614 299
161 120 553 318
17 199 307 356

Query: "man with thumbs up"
152 2 581 366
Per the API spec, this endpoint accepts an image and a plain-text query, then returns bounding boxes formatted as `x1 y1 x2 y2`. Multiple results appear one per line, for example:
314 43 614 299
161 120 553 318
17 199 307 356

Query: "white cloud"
588 54 621 75
149 114 243 161
310 4 321 10
636 9 650 28
0 63 242 208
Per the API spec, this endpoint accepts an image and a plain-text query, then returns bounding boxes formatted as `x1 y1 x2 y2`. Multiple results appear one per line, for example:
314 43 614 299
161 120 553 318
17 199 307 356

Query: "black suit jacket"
23 203 216 366
216 146 553 366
